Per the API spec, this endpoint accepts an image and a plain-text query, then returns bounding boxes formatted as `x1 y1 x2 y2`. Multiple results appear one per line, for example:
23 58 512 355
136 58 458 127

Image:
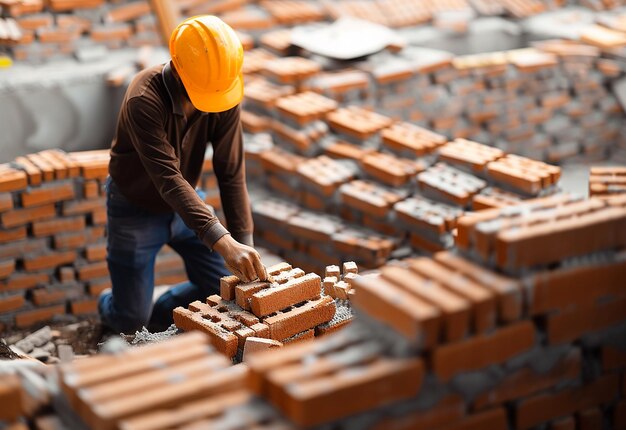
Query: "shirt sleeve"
126 97 230 247
211 104 254 246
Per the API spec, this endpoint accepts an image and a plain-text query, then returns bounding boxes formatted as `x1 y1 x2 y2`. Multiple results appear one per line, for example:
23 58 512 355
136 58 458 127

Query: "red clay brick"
409 258 496 333
0 293 25 312
0 193 13 213
273 356 424 427
381 266 470 342
53 231 88 250
496 206 626 270
530 259 626 316
32 216 86 237
235 280 270 310
441 407 507 430
21 182 75 207
474 349 581 409
61 197 105 216
0 169 27 193
250 273 320 317
351 275 441 347
264 295 335 341
88 278 111 296
2 273 49 292
0 375 24 422
173 306 239 357
516 374 619 429
85 243 107 262
0 259 15 279
76 261 108 281
220 275 239 301
433 320 535 381
70 298 98 315
371 394 465 430
15 304 65 328
23 250 76 271
0 226 27 244
0 203 56 228
32 288 66 306
83 180 100 199
434 251 523 322
547 296 626 344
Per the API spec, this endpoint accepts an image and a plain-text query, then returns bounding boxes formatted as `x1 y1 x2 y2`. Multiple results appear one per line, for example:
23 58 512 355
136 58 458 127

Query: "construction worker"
99 15 267 334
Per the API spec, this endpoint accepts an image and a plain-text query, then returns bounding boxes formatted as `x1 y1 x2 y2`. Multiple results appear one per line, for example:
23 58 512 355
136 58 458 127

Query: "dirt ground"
1 316 107 360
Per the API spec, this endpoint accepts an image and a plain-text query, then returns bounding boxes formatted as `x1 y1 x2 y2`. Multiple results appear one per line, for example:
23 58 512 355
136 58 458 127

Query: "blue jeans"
98 177 229 333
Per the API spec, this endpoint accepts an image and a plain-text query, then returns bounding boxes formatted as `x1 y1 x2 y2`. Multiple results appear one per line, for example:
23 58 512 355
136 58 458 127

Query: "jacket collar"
162 61 185 117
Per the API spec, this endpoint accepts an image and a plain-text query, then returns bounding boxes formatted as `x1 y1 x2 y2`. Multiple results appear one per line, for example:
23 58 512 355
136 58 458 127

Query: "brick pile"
0 148 220 331
55 331 292 430
3 192 626 428
589 166 626 197
246 192 626 429
248 118 562 266
0 0 161 62
172 261 355 359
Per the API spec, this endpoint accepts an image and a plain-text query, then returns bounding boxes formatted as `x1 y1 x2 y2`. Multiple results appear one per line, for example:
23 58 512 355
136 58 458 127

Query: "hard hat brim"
186 73 244 113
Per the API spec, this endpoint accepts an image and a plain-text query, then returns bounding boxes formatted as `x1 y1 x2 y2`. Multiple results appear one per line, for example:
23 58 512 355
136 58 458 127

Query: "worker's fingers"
225 262 248 283
252 253 268 281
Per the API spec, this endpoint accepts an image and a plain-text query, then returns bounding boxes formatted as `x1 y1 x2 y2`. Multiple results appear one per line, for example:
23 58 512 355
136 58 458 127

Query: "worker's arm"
126 97 266 282
210 104 254 247
210 105 267 282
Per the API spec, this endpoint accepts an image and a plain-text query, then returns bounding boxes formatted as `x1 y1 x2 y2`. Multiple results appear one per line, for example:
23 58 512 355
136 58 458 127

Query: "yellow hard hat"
169 15 244 113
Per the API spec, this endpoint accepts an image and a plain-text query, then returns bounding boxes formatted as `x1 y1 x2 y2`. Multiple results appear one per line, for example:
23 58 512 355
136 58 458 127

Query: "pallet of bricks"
172 260 356 361
246 192 626 429
246 91 563 270
0 149 221 331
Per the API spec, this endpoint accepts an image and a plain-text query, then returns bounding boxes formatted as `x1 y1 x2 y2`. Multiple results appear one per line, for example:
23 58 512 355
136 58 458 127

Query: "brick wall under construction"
0 149 222 331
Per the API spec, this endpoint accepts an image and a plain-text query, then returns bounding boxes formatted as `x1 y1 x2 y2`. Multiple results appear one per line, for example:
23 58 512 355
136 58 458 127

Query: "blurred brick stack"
0 0 160 62
589 166 626 198
245 192 626 429
173 260 354 360
0 148 221 331
3 192 626 427
55 331 292 430
248 110 562 270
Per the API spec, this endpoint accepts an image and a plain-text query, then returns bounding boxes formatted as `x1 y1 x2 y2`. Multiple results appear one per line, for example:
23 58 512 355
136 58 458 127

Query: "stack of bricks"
56 331 292 430
0 148 221 330
252 197 397 272
248 114 563 263
245 191 626 429
172 261 348 360
0 0 160 62
589 166 626 198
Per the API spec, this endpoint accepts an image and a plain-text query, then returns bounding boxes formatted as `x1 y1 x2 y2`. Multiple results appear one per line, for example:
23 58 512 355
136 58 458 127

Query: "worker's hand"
213 234 268 283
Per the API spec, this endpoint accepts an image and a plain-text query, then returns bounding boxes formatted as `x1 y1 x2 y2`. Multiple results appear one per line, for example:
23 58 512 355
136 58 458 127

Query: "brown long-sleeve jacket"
109 62 253 247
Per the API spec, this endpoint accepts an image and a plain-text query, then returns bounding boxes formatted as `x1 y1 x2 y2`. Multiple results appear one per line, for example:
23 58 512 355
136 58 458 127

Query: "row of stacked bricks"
0 148 221 331
243 35 626 164
53 331 293 430
0 0 162 62
246 192 626 429
248 102 562 270
589 166 626 198
172 260 357 361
